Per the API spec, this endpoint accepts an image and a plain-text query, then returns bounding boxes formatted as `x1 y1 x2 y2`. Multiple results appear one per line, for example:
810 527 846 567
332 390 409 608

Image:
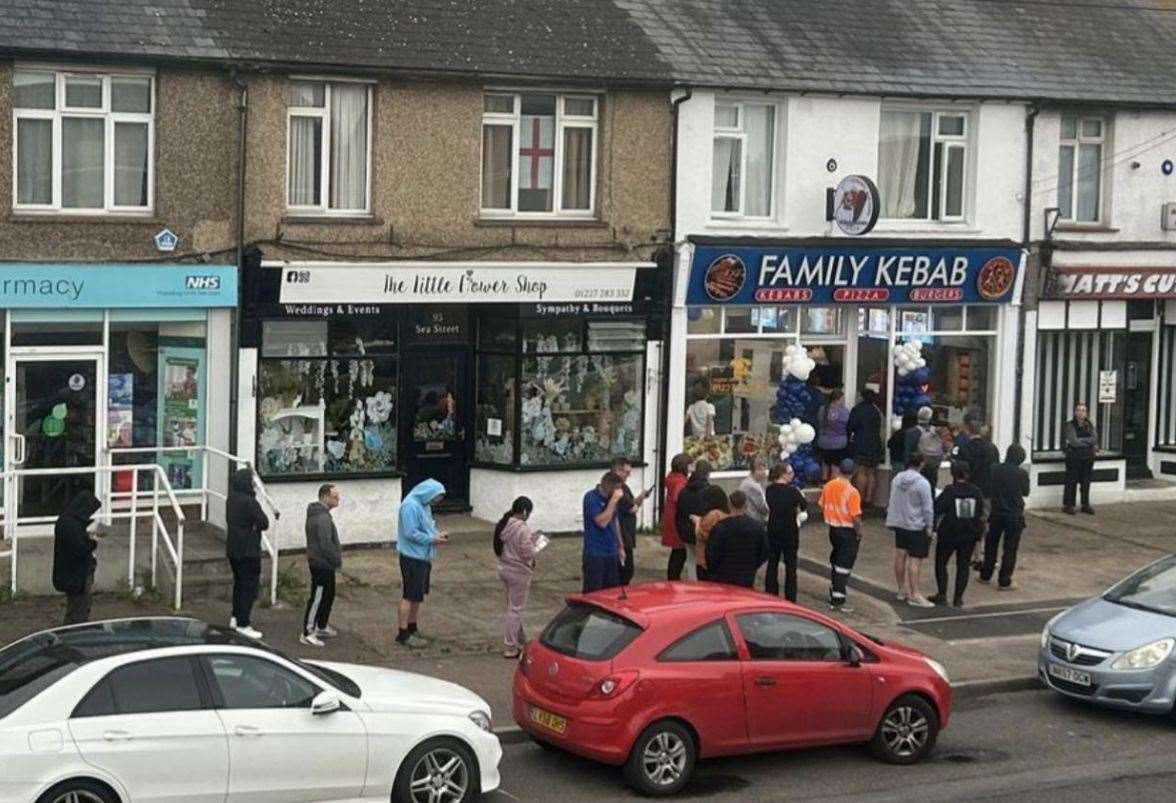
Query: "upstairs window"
481 93 598 216
878 109 968 221
1058 115 1104 223
13 69 153 213
287 81 371 214
712 101 776 218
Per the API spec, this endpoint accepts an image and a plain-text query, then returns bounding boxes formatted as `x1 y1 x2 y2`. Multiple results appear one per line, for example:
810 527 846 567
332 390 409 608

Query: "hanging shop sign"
831 175 880 236
278 262 644 304
687 244 1023 305
0 264 236 308
1055 267 1176 299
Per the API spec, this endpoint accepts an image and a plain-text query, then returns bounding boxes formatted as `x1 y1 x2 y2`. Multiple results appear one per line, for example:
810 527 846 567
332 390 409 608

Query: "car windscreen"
297 660 361 698
540 603 642 661
1104 555 1176 617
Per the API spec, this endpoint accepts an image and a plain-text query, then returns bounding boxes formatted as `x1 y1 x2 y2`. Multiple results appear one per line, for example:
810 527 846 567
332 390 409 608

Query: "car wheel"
36 779 119 803
623 720 696 797
869 694 939 765
393 737 478 803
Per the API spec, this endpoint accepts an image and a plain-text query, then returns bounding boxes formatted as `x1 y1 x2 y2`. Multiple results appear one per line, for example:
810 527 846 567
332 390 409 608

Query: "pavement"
2 500 1174 746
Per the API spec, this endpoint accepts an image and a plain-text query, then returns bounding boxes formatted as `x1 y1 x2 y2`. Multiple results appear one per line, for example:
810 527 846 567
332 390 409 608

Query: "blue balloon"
915 395 932 408
912 367 930 385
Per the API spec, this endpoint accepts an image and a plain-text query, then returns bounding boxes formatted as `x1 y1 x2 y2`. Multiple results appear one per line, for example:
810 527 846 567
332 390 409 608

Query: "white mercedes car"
0 617 501 803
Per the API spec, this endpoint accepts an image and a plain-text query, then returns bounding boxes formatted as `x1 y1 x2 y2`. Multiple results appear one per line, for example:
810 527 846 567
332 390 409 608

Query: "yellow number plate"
530 706 568 734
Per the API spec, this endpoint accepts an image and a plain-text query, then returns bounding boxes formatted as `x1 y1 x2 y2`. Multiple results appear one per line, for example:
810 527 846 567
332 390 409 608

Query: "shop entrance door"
1123 332 1152 479
401 350 470 510
6 353 102 522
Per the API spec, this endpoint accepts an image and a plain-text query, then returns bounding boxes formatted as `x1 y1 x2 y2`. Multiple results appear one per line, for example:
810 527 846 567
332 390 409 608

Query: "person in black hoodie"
846 389 884 509
53 490 102 625
764 463 807 600
674 460 712 580
980 444 1031 590
959 423 999 570
706 490 768 588
930 461 986 608
302 483 343 647
226 467 270 639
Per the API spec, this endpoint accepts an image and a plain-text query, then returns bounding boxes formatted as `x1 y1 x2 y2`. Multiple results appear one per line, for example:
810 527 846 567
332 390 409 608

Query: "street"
487 690 1176 802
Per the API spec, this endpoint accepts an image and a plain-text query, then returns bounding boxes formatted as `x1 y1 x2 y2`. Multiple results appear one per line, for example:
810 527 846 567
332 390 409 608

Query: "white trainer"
300 633 325 647
315 626 339 639
907 595 936 608
235 626 263 640
229 617 237 628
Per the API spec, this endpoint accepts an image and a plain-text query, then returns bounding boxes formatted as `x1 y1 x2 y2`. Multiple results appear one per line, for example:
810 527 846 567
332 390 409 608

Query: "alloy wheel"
51 793 107 803
641 730 688 787
881 704 930 758
409 747 470 803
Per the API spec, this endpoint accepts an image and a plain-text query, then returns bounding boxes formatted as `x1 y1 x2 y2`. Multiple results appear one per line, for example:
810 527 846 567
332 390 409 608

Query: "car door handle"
233 725 263 738
754 677 777 687
103 730 134 742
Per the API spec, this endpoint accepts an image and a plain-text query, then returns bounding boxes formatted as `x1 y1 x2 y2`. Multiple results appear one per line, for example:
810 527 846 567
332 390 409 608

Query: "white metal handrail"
1 463 186 610
107 445 282 607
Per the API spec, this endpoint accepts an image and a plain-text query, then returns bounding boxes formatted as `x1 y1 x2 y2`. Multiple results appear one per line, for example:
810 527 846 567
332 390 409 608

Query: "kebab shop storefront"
667 239 1025 482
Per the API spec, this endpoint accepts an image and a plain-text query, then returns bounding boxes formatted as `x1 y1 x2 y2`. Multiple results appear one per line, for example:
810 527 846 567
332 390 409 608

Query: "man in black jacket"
930 461 986 608
959 423 999 569
226 467 269 639
302 483 343 647
980 445 1031 590
674 461 712 579
706 490 768 588
53 490 101 625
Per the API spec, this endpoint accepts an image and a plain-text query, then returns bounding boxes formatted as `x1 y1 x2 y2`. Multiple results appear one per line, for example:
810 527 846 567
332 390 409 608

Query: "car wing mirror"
311 690 342 715
846 645 864 668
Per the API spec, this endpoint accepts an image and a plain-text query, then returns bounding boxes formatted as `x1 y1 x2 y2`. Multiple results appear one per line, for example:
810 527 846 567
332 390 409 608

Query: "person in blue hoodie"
396 479 448 648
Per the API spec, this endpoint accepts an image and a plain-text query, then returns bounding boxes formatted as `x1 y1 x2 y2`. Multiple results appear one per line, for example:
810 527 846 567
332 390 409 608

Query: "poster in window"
157 346 205 490
107 373 134 448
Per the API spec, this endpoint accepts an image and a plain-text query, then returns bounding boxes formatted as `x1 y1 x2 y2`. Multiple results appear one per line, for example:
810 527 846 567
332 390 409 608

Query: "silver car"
1039 554 1176 715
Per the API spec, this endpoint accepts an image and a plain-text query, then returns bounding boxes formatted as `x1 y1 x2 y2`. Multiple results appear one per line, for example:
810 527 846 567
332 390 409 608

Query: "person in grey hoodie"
302 483 343 647
738 457 770 523
885 451 936 608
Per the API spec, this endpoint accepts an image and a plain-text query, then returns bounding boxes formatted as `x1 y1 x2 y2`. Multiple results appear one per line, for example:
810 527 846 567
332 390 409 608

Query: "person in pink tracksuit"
494 496 537 659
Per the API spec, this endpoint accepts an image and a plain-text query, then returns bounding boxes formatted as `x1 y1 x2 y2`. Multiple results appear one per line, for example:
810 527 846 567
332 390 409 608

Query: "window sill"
281 215 385 226
258 469 404 483
870 221 983 236
705 219 788 233
1053 223 1120 234
8 213 162 225
474 216 608 229
472 460 648 473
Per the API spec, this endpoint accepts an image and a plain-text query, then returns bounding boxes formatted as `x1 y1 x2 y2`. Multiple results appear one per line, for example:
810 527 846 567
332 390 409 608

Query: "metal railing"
107 446 282 608
2 462 186 609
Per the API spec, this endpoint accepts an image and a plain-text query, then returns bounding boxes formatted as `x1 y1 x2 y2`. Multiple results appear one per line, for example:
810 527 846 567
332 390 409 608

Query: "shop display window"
475 313 646 469
256 319 397 478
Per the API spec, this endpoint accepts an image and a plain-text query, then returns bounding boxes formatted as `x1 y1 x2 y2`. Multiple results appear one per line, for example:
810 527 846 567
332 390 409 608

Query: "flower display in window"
366 390 393 423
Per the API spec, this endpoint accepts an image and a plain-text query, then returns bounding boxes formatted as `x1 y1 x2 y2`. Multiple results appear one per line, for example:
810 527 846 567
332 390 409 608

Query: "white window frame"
479 91 599 218
711 100 778 220
878 107 970 223
1058 114 1105 224
284 79 374 216
11 66 155 215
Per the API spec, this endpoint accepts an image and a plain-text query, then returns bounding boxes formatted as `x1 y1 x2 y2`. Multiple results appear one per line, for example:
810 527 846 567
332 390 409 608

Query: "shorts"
893 527 931 559
821 447 848 465
399 554 432 602
854 453 882 468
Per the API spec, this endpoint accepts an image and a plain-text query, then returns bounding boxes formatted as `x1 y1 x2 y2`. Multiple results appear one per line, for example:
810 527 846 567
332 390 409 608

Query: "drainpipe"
1014 104 1039 447
228 67 248 457
654 87 692 522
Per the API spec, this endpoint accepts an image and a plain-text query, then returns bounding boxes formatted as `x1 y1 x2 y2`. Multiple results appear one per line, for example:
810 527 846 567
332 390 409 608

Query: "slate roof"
615 0 1176 105
0 0 673 83
1 1 1176 104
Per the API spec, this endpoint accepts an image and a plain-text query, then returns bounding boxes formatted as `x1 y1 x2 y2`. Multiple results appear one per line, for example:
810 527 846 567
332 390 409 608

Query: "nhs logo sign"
185 275 221 290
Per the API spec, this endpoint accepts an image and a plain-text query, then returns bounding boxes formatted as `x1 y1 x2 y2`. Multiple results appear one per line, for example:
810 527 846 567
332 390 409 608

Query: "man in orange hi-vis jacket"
818 459 863 613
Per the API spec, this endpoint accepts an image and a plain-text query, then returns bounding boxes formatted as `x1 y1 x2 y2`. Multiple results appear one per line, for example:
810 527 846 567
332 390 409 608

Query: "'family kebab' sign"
687 244 1024 305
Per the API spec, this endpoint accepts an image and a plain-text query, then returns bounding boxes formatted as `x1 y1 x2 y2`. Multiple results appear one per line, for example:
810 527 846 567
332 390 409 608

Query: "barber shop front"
239 259 663 543
0 263 237 530
667 239 1024 487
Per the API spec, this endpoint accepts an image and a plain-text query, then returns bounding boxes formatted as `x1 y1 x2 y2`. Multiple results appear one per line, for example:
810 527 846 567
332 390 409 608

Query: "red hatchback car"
514 583 951 796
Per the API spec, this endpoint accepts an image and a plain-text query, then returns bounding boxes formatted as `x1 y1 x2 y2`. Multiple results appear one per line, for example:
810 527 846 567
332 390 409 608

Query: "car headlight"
1041 612 1064 650
468 710 492 732
923 657 950 684
1110 638 1175 671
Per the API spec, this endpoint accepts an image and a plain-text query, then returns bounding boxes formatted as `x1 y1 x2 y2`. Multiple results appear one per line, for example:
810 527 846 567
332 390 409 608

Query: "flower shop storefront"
667 238 1025 488
240 259 660 542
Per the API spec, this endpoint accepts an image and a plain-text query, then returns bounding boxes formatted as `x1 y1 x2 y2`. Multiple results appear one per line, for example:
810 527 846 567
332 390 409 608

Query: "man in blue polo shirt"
582 471 627 593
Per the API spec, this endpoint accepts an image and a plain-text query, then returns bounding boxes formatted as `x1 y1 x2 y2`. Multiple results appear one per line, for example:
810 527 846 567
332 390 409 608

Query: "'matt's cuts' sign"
1055 267 1176 299
687 244 1023 306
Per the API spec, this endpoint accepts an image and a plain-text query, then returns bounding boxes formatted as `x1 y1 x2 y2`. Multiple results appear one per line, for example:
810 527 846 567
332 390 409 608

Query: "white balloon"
781 424 793 436
784 344 798 355
898 368 909 377
778 432 790 448
796 423 816 444
916 358 927 368
911 339 923 350
785 443 797 455
790 418 802 428
793 365 812 381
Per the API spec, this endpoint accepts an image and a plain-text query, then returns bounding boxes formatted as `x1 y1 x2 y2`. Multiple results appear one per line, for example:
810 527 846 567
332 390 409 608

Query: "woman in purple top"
817 390 850 480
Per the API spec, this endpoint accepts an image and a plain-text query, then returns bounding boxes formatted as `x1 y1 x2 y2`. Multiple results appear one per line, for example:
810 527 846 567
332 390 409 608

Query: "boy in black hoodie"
674 460 712 579
930 461 986 608
980 444 1030 589
53 490 102 625
226 467 269 639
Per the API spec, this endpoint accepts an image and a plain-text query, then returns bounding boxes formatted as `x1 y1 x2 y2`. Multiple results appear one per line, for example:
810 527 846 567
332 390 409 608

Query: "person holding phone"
582 472 627 593
396 479 449 648
611 456 651 586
